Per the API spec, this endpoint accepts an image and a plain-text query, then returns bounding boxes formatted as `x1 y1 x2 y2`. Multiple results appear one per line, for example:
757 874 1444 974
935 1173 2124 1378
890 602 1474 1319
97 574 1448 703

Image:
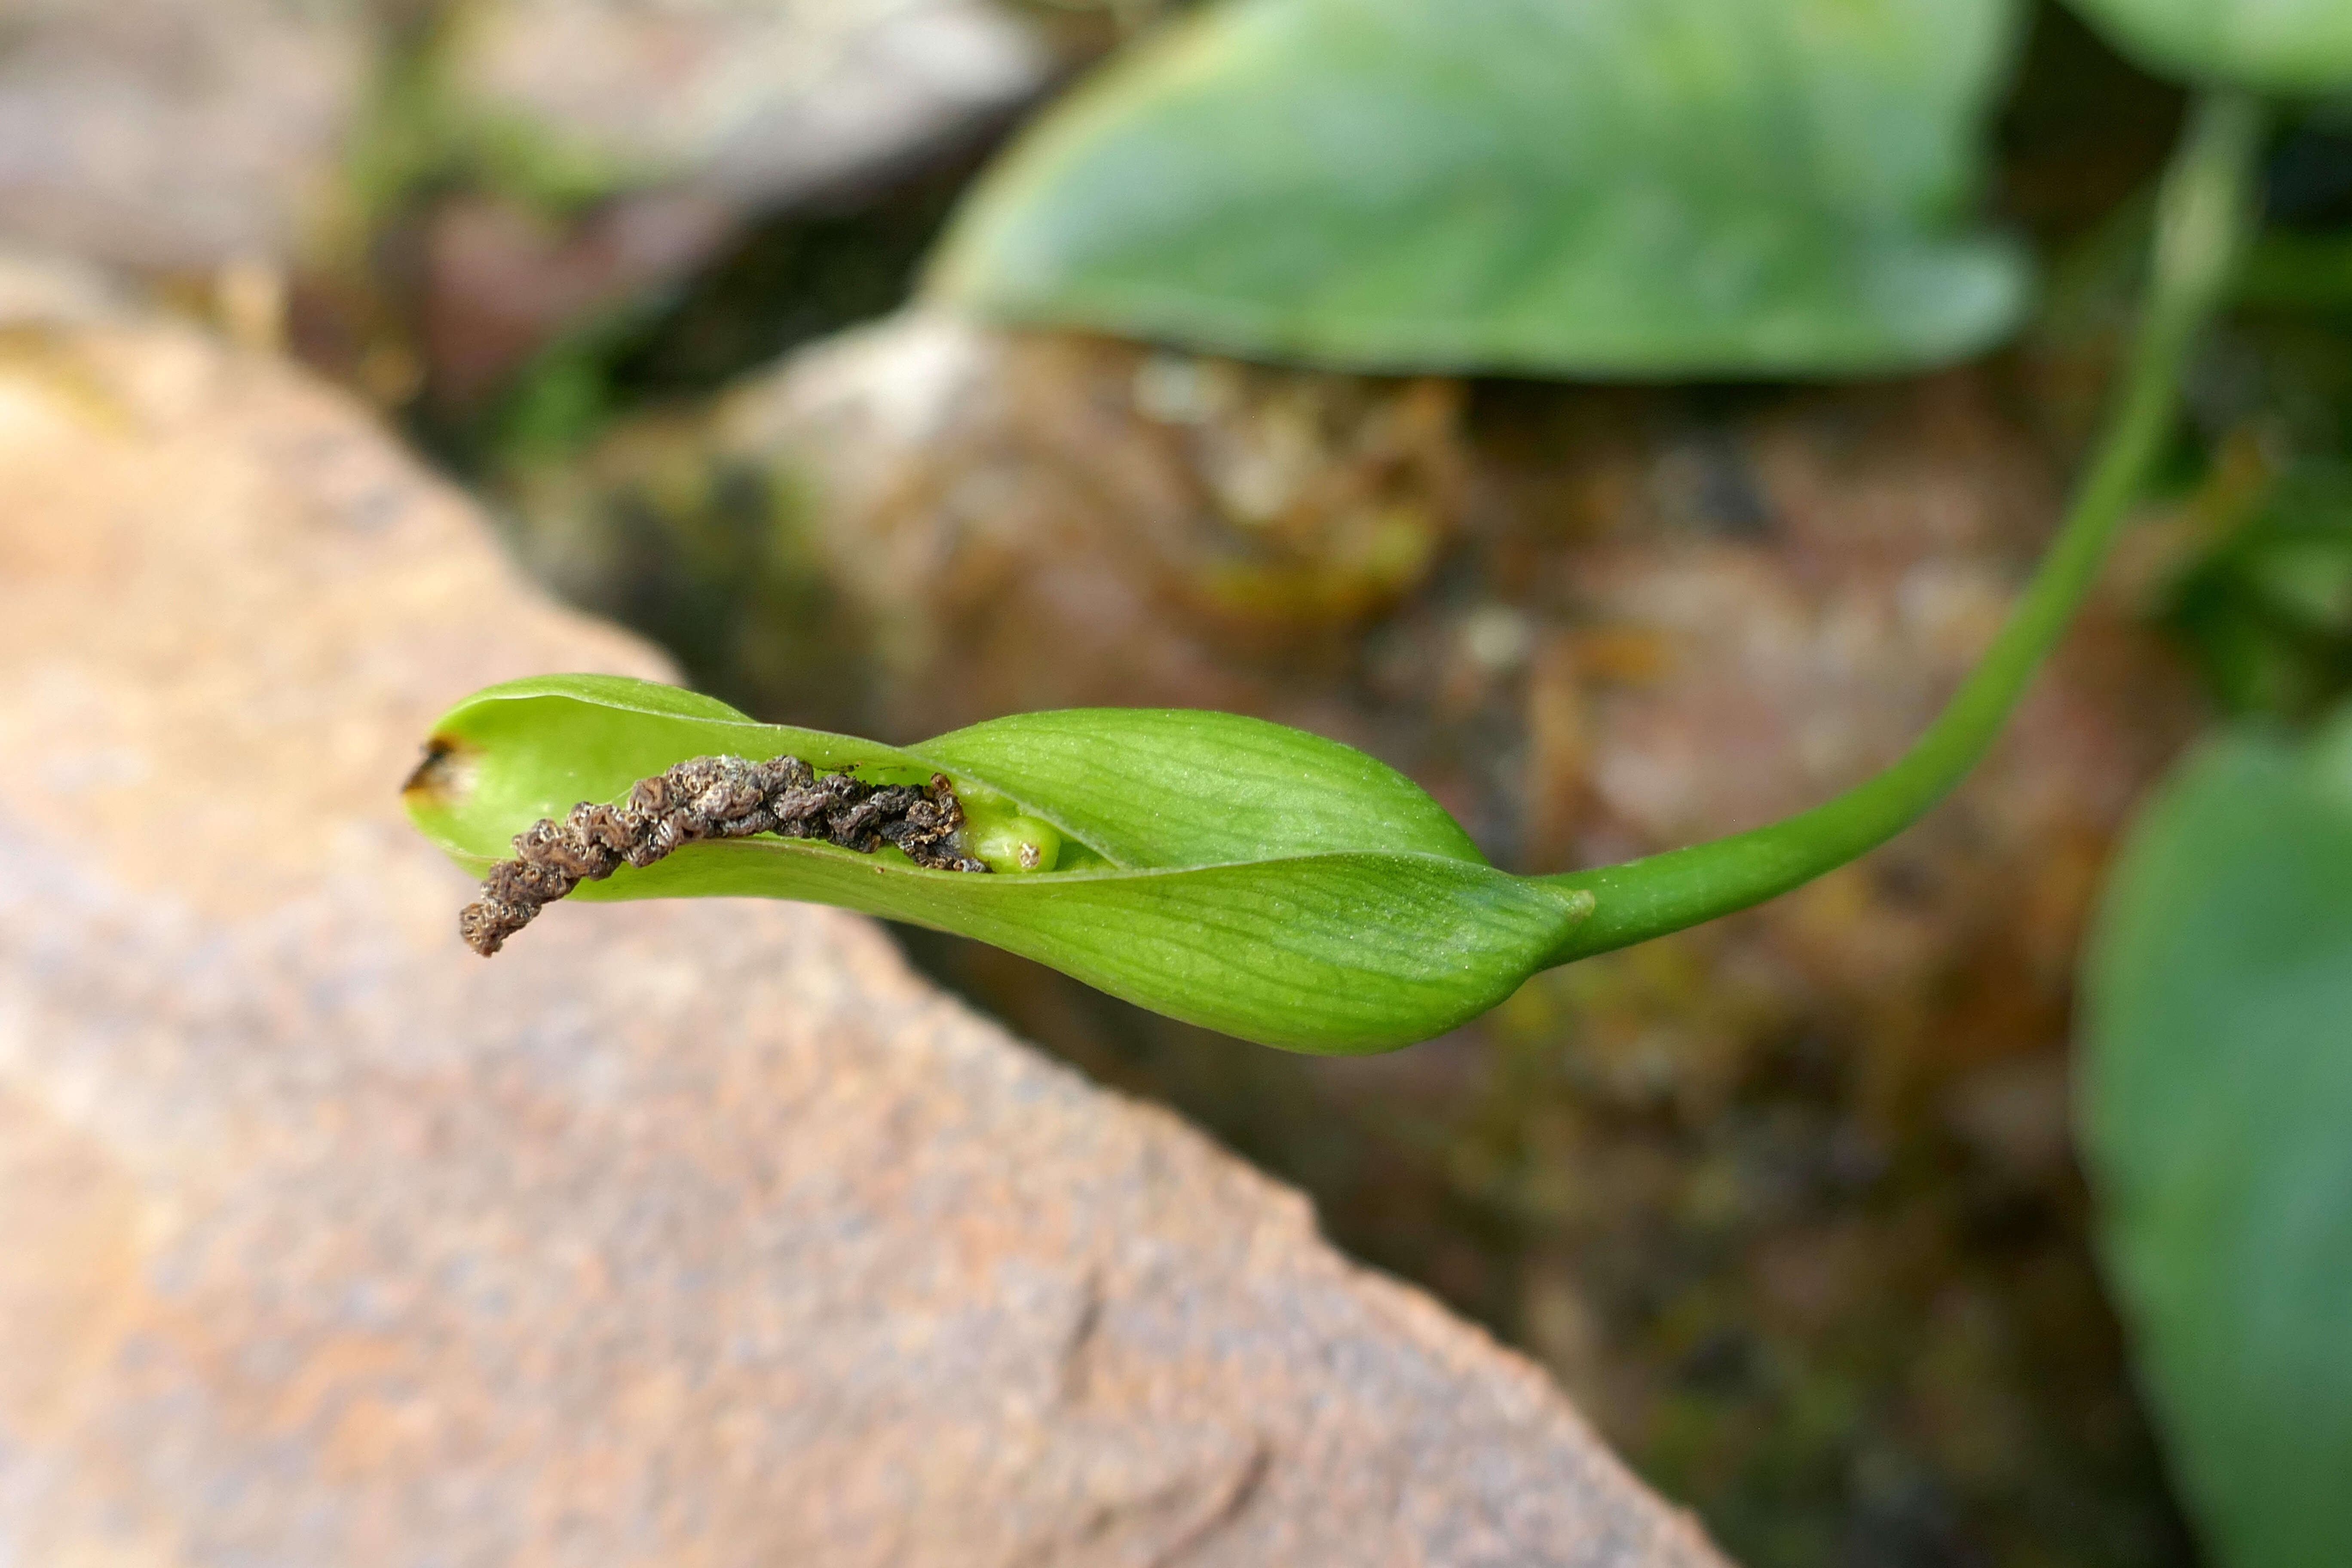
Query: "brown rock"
511 311 1468 738
0 274 1724 1564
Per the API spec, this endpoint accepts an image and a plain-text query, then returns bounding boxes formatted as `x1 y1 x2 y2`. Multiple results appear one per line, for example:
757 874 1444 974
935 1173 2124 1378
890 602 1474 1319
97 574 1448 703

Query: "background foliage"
2085 711 2352 1568
931 0 2032 374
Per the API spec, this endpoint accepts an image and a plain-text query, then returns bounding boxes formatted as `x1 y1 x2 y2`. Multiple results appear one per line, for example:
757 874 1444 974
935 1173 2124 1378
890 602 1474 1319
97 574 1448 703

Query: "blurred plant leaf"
2238 233 2352 311
405 674 1589 1053
2081 706 2352 1568
2064 0 2352 96
2166 465 2352 721
929 0 2031 375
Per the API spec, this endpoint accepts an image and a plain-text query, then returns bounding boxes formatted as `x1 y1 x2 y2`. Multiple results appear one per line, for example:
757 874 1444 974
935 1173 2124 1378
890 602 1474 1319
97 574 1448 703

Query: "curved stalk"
1540 92 2267 965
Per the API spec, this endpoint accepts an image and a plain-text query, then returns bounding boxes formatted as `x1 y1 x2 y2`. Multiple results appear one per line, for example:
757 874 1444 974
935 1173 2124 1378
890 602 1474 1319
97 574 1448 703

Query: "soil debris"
459 754 986 955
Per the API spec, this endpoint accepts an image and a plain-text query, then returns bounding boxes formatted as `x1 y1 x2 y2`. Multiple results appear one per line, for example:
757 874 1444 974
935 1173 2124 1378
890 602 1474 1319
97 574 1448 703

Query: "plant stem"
1538 92 2267 965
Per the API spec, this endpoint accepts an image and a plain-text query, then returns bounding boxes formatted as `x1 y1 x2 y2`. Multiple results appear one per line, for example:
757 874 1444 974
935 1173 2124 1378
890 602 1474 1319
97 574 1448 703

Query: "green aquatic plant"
2082 705 2352 1568
929 0 2032 375
409 91 2263 1057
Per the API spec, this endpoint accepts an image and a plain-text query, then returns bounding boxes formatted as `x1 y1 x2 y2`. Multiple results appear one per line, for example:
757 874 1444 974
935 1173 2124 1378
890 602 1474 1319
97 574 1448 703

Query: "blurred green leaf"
929 0 2031 375
2166 466 2352 722
405 674 1589 1053
2064 0 2352 95
2081 707 2352 1568
2239 233 2352 311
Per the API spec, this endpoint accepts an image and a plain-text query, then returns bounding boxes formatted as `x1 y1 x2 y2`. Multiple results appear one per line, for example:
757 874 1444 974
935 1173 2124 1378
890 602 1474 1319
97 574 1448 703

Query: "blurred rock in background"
0 0 369 279
0 0 1066 424
450 0 1049 209
508 311 1469 741
390 0 1058 423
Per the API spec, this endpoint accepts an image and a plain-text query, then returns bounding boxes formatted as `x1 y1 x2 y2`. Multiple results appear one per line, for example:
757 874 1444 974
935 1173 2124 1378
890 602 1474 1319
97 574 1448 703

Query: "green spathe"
406 674 1592 1054
2065 0 2352 95
928 0 2029 375
2081 709 2352 1568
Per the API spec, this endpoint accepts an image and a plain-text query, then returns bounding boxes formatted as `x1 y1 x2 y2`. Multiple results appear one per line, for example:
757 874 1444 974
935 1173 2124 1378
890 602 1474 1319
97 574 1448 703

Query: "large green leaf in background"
2082 707 2352 1568
929 0 2030 376
2064 0 2352 95
405 675 1592 1054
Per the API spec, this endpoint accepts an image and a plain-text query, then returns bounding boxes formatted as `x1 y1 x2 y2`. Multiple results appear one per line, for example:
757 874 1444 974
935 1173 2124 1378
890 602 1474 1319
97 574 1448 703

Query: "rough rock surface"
0 271 1724 1564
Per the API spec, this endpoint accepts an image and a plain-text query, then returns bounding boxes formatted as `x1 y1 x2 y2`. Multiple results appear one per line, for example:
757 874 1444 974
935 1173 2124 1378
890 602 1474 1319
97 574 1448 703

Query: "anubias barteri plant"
407 92 2261 1057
